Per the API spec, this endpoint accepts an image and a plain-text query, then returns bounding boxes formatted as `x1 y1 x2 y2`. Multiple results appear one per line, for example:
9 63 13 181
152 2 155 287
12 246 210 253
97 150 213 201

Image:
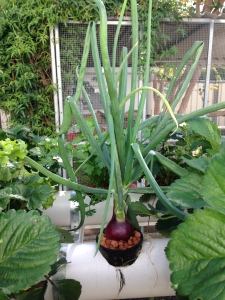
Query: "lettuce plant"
0 138 55 211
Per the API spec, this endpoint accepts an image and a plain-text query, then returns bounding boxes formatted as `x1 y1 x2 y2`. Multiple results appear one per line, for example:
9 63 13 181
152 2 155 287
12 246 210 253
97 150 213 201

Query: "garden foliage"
0 137 81 299
0 0 188 135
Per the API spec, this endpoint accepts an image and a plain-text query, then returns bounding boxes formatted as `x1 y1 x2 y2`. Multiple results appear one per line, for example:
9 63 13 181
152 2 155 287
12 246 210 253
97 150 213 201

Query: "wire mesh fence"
209 22 225 126
57 21 134 130
147 20 209 117
52 18 225 129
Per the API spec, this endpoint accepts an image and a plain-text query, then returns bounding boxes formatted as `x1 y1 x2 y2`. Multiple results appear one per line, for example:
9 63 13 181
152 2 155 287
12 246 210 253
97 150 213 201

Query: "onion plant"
26 0 225 243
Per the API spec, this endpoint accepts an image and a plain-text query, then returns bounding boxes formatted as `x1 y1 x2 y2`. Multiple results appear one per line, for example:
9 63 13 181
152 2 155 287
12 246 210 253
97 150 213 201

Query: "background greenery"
0 0 189 135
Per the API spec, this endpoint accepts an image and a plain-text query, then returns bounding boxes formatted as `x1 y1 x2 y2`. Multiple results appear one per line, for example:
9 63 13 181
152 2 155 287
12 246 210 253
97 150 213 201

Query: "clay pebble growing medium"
100 230 142 250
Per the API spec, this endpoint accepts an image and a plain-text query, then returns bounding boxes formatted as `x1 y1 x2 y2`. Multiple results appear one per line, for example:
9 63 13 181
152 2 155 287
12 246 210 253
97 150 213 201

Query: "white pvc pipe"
45 238 174 300
45 192 152 228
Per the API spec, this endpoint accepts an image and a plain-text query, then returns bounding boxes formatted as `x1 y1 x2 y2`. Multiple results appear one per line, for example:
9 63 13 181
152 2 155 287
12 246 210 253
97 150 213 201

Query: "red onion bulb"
105 216 133 241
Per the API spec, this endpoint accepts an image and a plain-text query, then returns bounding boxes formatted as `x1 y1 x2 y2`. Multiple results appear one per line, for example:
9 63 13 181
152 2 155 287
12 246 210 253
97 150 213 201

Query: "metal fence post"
204 19 214 107
50 28 60 131
54 25 64 127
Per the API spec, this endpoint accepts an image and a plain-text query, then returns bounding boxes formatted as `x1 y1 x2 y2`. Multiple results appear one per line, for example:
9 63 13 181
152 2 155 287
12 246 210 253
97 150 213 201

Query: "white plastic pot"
45 238 174 300
44 191 76 228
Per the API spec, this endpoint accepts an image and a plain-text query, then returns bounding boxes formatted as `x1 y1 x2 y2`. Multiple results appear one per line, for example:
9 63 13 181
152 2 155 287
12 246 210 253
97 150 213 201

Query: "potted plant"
24 0 225 271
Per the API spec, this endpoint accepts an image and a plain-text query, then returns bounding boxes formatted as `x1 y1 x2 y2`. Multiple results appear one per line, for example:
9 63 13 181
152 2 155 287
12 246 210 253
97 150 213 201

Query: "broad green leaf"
201 150 225 213
127 200 141 230
16 284 46 300
152 151 188 177
167 173 205 209
187 118 221 152
53 279 81 300
48 257 67 277
0 290 8 300
0 166 15 182
26 184 54 209
182 156 209 173
128 201 153 217
156 216 182 236
167 208 225 300
0 210 60 294
0 188 12 211
11 175 55 210
56 228 74 243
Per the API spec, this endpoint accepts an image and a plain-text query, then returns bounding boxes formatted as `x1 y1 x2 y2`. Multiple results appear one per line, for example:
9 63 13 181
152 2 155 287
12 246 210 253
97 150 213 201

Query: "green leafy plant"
127 117 218 225
142 116 221 186
0 210 59 295
2 125 63 175
148 117 223 211
138 118 223 234
0 138 81 299
142 117 225 298
72 141 109 187
166 143 225 211
167 194 225 299
0 138 55 211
